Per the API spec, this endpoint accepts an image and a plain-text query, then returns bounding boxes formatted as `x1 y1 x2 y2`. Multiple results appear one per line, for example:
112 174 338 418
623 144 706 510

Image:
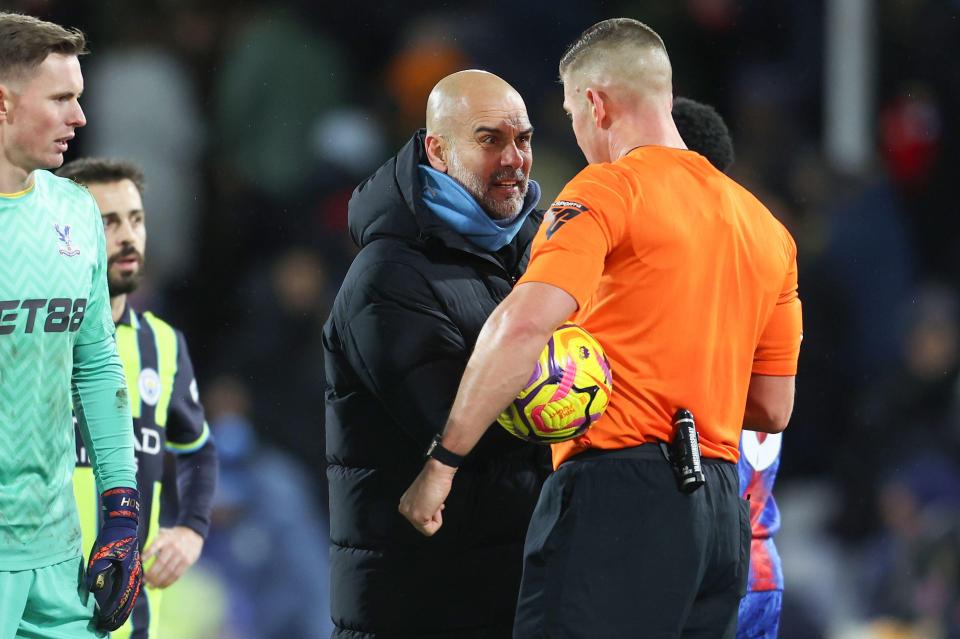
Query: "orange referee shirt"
519 146 802 467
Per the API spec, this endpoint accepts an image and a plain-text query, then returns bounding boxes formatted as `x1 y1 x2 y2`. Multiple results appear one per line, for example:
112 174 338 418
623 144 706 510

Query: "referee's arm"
399 282 577 536
745 245 802 434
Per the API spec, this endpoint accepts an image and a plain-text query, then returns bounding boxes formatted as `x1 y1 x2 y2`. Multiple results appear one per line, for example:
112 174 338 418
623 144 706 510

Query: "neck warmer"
418 165 540 251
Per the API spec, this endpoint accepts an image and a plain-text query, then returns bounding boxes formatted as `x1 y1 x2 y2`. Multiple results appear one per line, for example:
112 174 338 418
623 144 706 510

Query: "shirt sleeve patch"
545 201 590 240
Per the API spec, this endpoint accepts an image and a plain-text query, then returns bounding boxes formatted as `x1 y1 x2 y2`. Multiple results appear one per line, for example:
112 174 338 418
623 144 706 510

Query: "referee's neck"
610 113 686 161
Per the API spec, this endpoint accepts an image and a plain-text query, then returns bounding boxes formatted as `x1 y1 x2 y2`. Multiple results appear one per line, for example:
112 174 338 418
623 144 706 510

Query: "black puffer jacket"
323 131 551 639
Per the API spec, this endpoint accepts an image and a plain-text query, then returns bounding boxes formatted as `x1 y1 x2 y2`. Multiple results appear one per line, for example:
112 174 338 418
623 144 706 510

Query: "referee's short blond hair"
559 18 672 97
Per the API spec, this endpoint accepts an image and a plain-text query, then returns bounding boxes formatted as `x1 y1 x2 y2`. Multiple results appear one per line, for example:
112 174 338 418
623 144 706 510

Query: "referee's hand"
399 459 456 536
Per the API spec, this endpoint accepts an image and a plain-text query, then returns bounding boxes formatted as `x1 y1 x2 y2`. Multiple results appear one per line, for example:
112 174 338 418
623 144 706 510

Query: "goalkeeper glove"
86 487 143 631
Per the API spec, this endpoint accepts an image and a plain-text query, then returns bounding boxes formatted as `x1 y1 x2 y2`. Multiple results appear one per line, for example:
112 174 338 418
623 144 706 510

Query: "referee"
401 18 802 638
59 159 218 639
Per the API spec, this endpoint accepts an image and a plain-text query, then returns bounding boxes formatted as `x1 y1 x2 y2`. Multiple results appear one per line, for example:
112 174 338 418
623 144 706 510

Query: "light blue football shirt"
0 170 135 570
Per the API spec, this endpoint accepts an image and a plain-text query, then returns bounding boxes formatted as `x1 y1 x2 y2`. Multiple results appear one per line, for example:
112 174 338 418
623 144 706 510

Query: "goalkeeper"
58 158 219 639
0 12 142 638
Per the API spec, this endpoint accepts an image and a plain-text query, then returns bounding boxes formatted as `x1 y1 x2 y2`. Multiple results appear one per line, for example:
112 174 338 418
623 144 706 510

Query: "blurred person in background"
218 245 331 477
214 5 345 202
58 158 218 639
323 69 549 638
835 283 960 542
210 4 348 271
201 375 333 639
861 283 960 454
81 6 205 288
860 451 960 637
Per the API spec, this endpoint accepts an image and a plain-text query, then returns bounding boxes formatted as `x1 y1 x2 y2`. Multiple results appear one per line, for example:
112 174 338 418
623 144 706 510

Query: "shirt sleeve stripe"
165 422 210 454
143 312 178 427
116 324 142 419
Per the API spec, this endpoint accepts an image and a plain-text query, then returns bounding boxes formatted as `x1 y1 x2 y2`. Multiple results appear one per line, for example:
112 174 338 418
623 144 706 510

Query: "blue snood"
418 165 541 251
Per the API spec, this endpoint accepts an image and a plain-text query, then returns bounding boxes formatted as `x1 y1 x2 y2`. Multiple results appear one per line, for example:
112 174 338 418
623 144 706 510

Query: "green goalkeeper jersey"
0 170 136 571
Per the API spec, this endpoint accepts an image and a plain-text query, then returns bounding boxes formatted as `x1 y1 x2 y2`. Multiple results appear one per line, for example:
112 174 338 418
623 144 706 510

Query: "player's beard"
107 248 143 297
447 147 528 221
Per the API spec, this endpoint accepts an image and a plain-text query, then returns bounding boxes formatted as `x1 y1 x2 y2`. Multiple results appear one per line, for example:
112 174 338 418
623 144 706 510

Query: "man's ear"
585 87 610 130
0 83 12 123
424 133 448 173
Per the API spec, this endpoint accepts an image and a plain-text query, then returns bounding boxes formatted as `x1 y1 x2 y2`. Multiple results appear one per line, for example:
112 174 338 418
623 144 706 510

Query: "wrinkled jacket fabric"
323 130 550 638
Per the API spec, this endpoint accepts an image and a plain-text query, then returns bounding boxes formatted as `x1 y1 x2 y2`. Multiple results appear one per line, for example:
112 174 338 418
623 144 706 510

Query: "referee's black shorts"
514 444 750 639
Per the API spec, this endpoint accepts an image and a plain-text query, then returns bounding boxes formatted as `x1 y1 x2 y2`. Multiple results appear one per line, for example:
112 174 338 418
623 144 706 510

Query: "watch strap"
426 434 463 468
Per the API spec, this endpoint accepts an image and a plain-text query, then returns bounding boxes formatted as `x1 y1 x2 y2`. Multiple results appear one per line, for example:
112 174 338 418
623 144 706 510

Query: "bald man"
323 70 550 638
401 20 802 638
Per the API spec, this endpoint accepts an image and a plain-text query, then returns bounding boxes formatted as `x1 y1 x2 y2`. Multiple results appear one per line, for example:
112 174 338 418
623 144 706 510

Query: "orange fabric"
518 147 802 467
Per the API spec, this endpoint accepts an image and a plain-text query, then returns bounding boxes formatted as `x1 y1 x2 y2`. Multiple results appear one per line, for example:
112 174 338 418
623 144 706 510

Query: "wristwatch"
425 433 463 468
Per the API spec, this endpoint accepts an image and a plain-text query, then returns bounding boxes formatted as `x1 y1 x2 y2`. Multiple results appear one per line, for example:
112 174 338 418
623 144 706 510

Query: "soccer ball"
497 323 613 444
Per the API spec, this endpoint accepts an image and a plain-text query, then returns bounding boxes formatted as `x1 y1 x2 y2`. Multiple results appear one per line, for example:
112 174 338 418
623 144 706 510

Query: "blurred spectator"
824 175 916 379
82 19 206 288
384 18 469 137
878 86 960 281
835 283 959 540
865 284 960 451
880 89 942 191
201 376 333 639
216 247 330 475
860 451 960 636
213 6 346 200
311 109 388 179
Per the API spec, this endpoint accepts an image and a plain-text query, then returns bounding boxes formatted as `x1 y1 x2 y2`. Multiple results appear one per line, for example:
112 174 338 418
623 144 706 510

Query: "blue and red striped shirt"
738 430 784 592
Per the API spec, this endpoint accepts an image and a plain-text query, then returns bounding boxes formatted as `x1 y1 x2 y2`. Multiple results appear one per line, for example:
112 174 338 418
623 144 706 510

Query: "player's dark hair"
0 12 87 82
56 158 146 195
672 97 735 173
559 18 666 77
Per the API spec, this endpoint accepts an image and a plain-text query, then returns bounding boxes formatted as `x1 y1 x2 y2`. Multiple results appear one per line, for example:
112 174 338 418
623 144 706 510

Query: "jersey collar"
116 305 140 329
